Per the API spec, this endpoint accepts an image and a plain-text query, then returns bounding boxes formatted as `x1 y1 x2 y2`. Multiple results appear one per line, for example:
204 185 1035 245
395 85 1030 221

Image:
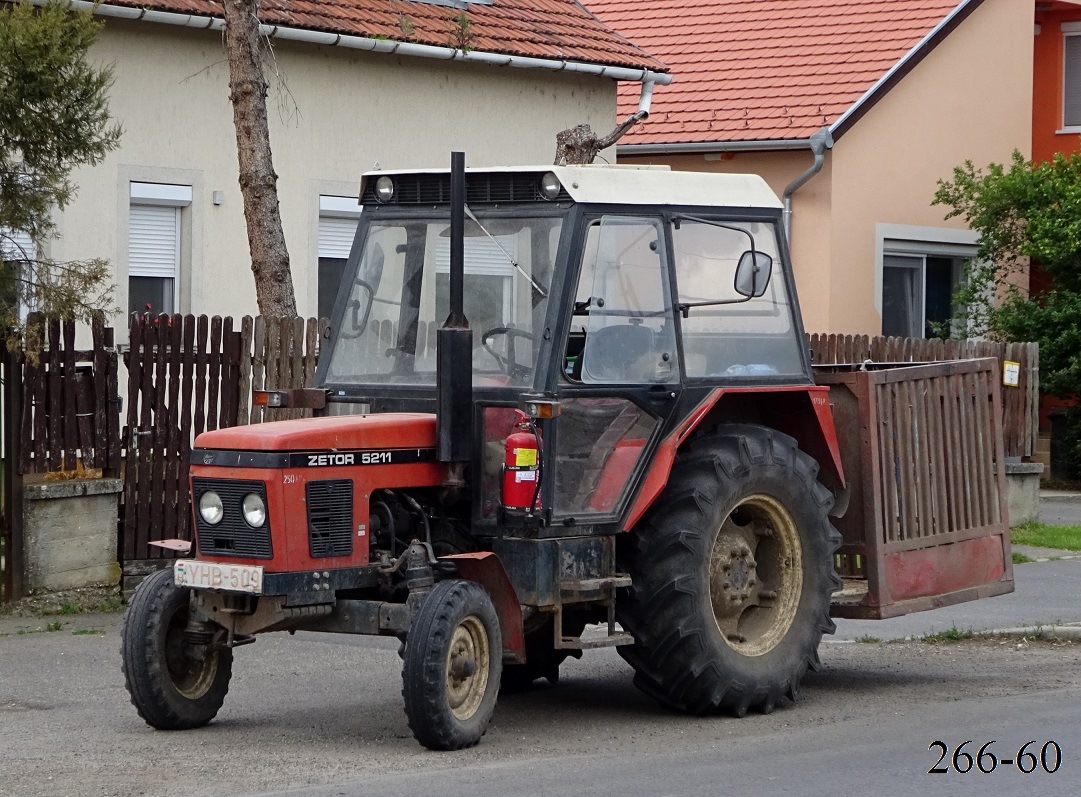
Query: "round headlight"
374 176 395 203
538 172 562 200
242 493 266 528
199 491 223 525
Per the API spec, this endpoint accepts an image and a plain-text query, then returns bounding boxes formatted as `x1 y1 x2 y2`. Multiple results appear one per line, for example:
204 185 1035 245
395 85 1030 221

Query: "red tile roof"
588 0 978 146
97 0 665 72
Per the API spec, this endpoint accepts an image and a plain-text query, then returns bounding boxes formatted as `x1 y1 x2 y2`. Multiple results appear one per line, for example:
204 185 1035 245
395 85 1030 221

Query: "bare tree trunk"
553 112 647 166
222 0 297 318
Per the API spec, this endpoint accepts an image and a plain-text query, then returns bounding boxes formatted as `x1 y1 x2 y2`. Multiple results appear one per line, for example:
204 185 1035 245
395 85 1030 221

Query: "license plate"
174 560 264 594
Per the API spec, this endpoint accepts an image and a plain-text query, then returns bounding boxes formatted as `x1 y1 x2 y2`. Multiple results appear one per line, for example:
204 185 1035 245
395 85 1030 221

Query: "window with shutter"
1 228 37 320
1064 32 1081 128
318 196 361 320
128 182 191 317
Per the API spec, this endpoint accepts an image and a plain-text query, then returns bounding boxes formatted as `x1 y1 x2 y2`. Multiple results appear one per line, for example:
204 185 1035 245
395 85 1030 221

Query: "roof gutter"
52 0 672 95
619 137 817 155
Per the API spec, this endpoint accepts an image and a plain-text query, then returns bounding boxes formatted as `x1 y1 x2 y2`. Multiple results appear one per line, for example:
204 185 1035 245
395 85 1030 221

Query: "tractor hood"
193 413 437 453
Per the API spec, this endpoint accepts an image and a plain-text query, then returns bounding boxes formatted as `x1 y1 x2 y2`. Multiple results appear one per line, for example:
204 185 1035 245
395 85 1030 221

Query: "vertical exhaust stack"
437 151 473 463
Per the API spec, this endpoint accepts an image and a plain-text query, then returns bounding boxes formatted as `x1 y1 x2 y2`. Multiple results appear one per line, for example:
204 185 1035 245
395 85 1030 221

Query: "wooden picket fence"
120 314 325 574
16 314 121 476
807 334 1039 460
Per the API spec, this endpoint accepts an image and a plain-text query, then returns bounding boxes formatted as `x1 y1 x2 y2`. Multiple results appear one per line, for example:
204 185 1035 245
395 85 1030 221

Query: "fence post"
3 347 25 601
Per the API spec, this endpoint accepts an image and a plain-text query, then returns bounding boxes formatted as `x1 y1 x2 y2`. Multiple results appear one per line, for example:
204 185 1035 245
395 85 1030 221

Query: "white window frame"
875 224 979 338
1 228 37 321
128 182 192 317
1060 21 1081 133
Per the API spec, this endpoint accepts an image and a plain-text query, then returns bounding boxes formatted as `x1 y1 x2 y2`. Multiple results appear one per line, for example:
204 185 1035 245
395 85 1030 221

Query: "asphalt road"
1 610 1079 797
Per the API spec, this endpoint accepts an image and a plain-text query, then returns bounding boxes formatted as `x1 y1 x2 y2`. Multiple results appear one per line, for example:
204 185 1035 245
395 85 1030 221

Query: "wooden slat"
92 315 107 470
194 316 209 438
238 316 254 425
24 314 44 473
896 380 917 541
251 315 267 425
207 316 222 433
149 317 169 556
103 326 121 477
163 316 184 541
136 318 158 559
122 319 142 561
62 320 77 470
178 315 197 541
876 382 898 544
47 318 62 471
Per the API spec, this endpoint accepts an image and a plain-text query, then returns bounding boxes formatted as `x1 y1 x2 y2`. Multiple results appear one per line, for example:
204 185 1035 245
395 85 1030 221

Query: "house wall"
1034 4 1081 163
824 0 1032 335
52 20 617 328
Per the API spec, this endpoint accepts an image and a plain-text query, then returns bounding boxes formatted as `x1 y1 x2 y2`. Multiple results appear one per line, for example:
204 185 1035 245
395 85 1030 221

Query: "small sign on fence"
1003 360 1021 388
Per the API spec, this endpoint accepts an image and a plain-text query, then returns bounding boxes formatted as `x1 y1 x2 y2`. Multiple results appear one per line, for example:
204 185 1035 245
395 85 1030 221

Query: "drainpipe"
782 127 833 244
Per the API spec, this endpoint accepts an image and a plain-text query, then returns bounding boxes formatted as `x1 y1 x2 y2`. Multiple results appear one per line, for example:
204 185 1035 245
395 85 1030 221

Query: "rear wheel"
121 568 233 729
617 424 841 716
402 580 502 750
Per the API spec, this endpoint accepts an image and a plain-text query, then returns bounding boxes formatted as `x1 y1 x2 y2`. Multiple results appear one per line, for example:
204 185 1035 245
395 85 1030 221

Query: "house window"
1 227 36 320
1063 23 1081 129
433 234 517 337
128 182 191 316
882 253 967 338
318 195 362 320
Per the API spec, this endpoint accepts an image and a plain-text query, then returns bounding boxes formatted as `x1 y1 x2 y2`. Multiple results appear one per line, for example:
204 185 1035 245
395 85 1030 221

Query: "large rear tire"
617 424 841 716
402 580 503 750
121 568 233 729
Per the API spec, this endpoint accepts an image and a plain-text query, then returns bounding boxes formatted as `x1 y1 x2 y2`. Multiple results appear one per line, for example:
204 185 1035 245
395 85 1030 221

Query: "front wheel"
121 568 233 729
402 580 503 750
617 424 841 716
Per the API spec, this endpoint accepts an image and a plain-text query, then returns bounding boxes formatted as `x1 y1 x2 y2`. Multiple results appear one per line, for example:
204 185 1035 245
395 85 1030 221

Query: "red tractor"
123 154 860 749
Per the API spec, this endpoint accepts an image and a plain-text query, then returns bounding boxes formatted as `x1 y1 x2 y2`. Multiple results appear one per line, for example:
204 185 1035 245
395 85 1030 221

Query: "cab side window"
566 217 678 384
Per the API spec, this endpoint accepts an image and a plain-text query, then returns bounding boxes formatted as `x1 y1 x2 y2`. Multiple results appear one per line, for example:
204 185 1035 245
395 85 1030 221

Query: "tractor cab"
316 164 823 533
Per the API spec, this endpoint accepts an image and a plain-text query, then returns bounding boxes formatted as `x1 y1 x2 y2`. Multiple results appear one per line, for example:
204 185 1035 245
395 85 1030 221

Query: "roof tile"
97 0 664 71
589 0 968 144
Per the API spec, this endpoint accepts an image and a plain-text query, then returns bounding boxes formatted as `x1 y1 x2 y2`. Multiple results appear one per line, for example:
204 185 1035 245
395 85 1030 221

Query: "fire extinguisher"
502 422 542 515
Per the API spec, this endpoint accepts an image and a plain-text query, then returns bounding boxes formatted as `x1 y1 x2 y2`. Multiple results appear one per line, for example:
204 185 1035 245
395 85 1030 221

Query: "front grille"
307 480 354 558
361 172 570 205
192 479 273 559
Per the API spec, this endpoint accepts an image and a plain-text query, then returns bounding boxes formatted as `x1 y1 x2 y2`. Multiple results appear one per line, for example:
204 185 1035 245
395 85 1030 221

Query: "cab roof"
361 165 783 210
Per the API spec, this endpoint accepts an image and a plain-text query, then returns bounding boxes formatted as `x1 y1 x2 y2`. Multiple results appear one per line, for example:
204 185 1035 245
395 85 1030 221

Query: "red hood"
193 413 437 452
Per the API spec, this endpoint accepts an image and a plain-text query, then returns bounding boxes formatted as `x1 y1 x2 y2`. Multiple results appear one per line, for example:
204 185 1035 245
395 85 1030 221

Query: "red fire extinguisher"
503 422 541 515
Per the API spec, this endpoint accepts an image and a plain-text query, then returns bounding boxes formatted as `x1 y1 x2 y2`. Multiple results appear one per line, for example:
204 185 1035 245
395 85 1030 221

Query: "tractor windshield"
324 211 562 387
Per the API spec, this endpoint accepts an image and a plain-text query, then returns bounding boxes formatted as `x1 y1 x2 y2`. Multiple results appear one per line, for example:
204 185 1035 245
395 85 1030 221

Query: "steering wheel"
481 327 536 378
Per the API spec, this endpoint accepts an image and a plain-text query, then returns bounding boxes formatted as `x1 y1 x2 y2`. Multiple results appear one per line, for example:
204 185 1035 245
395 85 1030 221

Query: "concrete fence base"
23 478 123 594
1005 461 1044 527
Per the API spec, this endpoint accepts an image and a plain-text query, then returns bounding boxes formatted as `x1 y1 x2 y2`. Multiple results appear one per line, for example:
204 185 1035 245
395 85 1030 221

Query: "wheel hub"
445 616 490 721
708 495 803 657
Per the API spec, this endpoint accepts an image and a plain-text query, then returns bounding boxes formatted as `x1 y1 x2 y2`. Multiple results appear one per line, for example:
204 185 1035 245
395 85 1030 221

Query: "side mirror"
734 250 773 298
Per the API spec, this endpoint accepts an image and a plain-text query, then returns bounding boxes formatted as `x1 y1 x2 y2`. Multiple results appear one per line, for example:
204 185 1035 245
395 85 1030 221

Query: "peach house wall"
828 0 1032 334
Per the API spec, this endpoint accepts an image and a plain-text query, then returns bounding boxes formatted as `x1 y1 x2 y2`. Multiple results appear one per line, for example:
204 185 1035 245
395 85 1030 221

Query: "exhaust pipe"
436 151 473 463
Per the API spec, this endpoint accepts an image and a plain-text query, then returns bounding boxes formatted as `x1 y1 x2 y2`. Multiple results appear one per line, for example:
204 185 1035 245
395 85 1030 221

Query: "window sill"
1055 127 1081 135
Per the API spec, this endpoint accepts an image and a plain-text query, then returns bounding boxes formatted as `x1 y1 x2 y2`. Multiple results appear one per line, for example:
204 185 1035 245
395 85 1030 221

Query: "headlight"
242 493 266 528
374 175 395 203
199 491 223 525
538 172 562 200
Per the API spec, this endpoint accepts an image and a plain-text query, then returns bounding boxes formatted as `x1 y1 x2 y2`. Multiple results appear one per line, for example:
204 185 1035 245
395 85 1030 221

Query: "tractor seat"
581 324 657 382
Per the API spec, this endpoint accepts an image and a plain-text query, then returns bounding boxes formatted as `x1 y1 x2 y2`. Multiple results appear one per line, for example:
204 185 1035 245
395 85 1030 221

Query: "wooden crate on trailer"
817 359 1014 619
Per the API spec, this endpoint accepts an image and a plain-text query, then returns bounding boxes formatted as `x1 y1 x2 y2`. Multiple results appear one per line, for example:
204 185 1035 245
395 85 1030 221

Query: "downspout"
782 127 833 244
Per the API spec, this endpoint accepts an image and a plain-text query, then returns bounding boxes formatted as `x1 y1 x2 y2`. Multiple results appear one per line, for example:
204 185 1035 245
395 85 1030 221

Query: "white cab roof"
364 164 783 210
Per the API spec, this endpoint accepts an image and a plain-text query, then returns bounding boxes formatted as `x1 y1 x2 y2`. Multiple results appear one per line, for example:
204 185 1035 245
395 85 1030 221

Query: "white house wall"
52 20 617 329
